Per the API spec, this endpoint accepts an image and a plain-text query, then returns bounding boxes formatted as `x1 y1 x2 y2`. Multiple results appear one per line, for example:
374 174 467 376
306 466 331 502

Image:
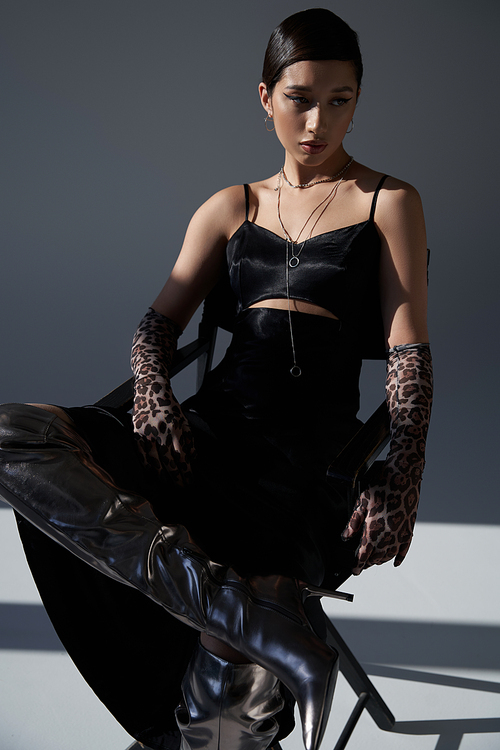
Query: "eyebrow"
284 85 355 93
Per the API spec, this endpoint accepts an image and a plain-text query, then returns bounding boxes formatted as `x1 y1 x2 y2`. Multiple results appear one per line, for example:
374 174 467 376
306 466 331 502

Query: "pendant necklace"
276 157 354 377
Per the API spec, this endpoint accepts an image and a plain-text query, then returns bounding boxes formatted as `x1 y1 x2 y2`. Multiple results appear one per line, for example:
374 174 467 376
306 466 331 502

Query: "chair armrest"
326 401 390 488
171 337 211 377
94 336 211 411
94 376 135 410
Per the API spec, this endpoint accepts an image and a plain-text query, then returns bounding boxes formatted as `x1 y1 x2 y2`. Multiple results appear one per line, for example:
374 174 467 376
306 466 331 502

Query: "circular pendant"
290 365 302 377
288 256 300 268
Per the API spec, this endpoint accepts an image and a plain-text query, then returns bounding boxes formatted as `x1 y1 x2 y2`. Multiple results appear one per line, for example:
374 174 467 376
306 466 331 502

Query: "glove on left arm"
342 343 433 574
131 308 196 487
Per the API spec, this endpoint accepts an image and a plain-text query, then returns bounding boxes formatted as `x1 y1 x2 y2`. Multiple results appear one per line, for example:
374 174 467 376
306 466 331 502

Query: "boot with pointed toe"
204 572 339 750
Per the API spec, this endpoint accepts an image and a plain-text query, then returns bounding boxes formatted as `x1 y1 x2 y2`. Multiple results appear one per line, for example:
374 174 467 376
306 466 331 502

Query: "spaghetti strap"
369 174 389 222
243 184 250 221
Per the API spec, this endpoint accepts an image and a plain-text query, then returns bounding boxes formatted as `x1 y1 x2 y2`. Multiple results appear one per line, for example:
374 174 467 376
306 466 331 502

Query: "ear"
355 87 361 105
259 82 273 116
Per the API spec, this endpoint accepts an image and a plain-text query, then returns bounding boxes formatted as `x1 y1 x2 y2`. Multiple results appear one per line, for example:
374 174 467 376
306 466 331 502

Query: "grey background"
1 0 499 529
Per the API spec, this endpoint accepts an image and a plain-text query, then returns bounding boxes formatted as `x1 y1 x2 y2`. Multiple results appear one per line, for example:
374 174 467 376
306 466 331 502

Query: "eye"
284 93 309 105
331 97 352 107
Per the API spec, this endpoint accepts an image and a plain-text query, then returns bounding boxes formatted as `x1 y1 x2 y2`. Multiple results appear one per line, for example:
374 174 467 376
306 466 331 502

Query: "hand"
342 462 422 575
132 374 196 487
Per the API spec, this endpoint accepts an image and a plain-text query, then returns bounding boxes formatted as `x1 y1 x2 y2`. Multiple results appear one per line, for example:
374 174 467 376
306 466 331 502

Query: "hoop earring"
346 118 354 134
265 114 275 132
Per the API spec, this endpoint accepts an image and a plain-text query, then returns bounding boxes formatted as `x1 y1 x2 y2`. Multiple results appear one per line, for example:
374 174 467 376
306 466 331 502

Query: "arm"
151 185 246 329
131 186 245 486
342 180 433 573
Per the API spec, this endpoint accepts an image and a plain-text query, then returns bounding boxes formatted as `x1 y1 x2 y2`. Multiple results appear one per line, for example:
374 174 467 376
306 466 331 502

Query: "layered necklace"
277 156 354 377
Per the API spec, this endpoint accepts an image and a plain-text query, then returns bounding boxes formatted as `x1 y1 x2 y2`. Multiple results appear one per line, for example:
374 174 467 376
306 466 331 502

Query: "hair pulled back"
262 8 363 96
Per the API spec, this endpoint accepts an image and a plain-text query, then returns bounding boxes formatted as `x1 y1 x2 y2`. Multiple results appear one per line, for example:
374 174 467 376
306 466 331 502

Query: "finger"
172 453 194 487
351 537 373 575
342 499 367 540
394 538 412 567
158 442 194 488
159 447 184 487
136 436 164 475
371 551 393 566
175 429 197 478
134 435 148 464
352 559 368 576
341 525 355 541
169 418 194 451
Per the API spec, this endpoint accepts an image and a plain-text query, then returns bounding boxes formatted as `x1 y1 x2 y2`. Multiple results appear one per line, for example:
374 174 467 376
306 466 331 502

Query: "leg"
0 402 339 750
176 640 283 750
27 404 74 424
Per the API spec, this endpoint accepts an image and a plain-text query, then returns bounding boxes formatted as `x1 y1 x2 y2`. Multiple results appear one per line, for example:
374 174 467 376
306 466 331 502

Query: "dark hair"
262 8 363 96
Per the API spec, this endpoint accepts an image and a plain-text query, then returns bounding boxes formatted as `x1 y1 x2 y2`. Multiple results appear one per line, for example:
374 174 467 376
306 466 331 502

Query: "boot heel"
301 583 354 603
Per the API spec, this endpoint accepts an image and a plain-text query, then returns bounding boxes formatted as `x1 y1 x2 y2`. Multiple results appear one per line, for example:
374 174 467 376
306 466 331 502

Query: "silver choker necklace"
277 156 354 190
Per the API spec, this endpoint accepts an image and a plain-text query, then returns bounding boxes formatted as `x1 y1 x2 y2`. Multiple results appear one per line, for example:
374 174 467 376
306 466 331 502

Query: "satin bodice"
225 177 387 322
226 220 381 321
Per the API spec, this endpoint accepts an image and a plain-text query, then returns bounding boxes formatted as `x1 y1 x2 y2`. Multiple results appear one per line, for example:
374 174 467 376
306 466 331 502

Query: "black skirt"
15 308 362 748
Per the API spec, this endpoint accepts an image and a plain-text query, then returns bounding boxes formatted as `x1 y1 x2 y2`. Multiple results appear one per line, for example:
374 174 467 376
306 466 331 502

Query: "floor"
1 505 499 750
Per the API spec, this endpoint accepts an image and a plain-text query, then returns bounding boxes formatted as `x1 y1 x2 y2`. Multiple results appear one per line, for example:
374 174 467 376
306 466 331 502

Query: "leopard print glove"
342 343 433 574
131 308 196 487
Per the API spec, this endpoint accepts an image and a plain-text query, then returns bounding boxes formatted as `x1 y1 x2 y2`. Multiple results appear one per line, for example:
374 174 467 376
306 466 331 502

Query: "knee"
26 404 74 424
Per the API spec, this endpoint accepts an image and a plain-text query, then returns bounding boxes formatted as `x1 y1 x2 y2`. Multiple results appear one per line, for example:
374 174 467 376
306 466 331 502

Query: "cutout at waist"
248 298 339 320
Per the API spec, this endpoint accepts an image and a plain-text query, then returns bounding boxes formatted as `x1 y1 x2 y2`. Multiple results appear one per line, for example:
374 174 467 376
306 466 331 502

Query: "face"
259 59 359 168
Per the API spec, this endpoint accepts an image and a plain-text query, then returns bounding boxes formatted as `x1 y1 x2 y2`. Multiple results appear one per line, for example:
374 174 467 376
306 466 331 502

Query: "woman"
0 9 432 750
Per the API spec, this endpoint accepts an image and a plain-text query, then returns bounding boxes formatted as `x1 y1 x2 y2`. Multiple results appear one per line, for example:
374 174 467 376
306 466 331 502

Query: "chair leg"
324 618 395 731
333 692 369 750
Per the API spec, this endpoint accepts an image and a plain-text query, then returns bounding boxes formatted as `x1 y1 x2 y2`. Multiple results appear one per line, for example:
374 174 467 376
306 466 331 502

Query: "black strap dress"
14 176 388 749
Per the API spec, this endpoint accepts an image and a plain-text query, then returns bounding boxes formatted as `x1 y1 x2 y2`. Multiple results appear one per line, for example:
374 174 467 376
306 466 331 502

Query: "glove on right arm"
131 308 196 487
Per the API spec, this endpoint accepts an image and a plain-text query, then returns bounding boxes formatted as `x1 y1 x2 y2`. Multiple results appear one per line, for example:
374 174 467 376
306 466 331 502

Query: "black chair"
99 270 397 750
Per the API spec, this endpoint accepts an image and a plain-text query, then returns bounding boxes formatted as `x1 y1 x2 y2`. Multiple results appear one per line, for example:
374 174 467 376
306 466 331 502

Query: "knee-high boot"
175 641 283 750
0 403 345 750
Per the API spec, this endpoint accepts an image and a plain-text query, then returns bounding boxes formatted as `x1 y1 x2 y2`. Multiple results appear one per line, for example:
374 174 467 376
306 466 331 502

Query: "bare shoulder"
187 184 248 242
192 174 279 230
350 163 421 209
366 171 427 276
371 174 424 230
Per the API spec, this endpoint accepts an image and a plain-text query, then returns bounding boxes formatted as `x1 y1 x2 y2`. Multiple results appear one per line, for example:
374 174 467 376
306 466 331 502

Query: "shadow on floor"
393 717 500 750
333 618 500 670
361 664 500 750
0 603 62 650
368 664 500 694
2 602 500 675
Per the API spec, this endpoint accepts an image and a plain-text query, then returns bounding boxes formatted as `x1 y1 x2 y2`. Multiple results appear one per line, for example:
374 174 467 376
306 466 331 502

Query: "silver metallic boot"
175 642 283 750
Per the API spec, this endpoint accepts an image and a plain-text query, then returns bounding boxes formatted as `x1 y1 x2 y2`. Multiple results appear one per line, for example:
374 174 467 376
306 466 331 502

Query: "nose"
306 104 326 136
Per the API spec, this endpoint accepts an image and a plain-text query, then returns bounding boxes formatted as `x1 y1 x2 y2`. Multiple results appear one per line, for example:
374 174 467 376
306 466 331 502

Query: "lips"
300 141 327 155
